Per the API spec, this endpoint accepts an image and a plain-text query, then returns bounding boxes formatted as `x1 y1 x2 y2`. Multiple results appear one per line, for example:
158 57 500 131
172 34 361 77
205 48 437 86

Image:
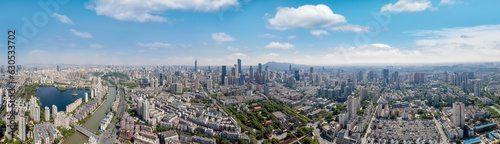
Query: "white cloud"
263 53 280 58
70 29 93 39
330 24 371 33
227 53 246 60
381 0 432 13
29 50 49 56
227 46 239 52
202 42 209 46
136 42 172 50
439 0 460 5
267 4 346 30
258 33 278 39
310 30 329 39
86 0 239 23
287 36 297 40
212 32 236 44
52 13 75 25
264 42 295 50
89 43 103 49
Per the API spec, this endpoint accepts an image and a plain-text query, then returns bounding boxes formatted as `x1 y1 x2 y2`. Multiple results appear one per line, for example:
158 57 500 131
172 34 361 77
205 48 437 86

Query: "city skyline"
1 0 500 66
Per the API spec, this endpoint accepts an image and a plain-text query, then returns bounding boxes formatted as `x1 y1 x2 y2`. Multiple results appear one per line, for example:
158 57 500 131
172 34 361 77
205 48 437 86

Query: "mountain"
262 61 310 70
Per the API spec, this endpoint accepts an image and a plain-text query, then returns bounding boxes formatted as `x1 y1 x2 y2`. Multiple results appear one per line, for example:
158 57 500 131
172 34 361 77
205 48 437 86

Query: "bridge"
71 122 98 139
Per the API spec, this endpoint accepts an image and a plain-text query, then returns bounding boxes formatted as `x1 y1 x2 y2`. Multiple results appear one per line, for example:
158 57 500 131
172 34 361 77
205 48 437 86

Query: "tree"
239 139 249 144
221 139 231 144
479 116 486 122
286 133 294 139
303 137 313 144
271 138 279 144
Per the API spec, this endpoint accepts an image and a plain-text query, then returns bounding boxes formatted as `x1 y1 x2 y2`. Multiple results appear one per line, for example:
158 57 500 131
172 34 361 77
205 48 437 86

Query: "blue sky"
1 0 500 66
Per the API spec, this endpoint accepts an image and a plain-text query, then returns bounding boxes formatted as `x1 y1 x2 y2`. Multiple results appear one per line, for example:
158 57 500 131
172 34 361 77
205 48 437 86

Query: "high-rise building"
171 83 183 94
34 106 40 122
394 71 399 89
383 69 389 85
434 94 440 106
237 59 242 75
0 88 3 106
474 83 481 97
444 71 449 83
361 88 369 101
310 67 314 74
453 102 465 128
142 100 149 121
19 116 26 141
85 92 89 102
294 70 300 81
57 65 60 72
221 65 226 85
194 59 197 72
52 105 58 118
258 63 262 75
348 96 359 120
45 106 50 121
249 66 254 81
288 77 295 88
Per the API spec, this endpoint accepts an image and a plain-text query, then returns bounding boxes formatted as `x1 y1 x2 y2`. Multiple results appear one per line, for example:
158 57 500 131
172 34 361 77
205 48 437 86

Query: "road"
361 94 382 144
433 116 448 144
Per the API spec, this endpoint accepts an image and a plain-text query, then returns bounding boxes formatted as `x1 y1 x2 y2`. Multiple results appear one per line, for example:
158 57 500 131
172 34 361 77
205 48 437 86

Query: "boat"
72 92 78 96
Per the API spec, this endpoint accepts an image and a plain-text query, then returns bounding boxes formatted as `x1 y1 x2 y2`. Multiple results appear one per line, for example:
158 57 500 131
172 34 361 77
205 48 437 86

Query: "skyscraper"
383 69 389 85
237 59 241 75
294 70 300 81
19 116 26 141
443 71 449 83
194 59 197 72
45 106 50 121
258 63 262 75
57 65 60 72
142 100 149 121
52 105 58 118
221 65 226 85
249 66 254 81
453 102 465 128
347 96 359 120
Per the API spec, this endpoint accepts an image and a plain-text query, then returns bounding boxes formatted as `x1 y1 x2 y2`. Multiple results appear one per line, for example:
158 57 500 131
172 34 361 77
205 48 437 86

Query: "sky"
1 0 500 66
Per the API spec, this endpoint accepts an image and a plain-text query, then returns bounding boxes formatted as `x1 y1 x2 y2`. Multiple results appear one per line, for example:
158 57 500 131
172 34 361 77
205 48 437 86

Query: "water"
62 86 117 144
36 86 89 112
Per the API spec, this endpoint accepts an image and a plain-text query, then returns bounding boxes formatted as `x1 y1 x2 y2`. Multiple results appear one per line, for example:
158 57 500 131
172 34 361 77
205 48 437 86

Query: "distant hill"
262 61 310 70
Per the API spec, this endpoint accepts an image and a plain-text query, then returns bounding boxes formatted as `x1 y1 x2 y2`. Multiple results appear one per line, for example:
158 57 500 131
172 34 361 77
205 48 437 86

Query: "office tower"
45 106 50 121
288 77 295 88
159 73 164 86
474 83 481 97
52 105 57 118
361 88 369 101
383 69 389 85
234 64 238 77
207 79 213 90
368 71 374 80
265 66 269 82
19 116 26 141
237 59 241 75
57 65 60 72
194 59 197 72
171 83 183 93
443 71 448 82
310 67 314 74
142 100 149 121
85 92 89 102
446 93 453 106
394 71 399 89
220 65 227 85
289 65 292 73
258 63 262 75
453 102 465 128
249 66 254 81
348 96 359 120
294 70 300 81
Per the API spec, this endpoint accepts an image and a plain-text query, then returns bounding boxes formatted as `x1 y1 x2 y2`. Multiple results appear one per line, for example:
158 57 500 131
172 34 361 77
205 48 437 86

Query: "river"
61 86 117 144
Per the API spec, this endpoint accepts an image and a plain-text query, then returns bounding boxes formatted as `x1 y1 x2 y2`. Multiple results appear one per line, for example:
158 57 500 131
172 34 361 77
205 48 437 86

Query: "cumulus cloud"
267 4 346 30
136 42 173 50
227 46 239 52
264 42 295 50
85 0 239 23
330 24 370 33
212 32 236 44
310 30 329 39
52 13 75 25
439 0 461 5
89 43 103 49
287 36 297 40
258 33 278 39
381 0 432 13
70 29 92 39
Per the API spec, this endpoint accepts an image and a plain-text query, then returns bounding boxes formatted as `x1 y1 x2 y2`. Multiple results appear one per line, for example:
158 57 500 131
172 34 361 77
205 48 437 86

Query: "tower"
52 105 58 118
19 116 26 141
453 102 465 128
142 100 149 121
194 59 197 72
348 96 359 120
249 66 254 81
45 106 50 121
237 59 241 75
221 65 226 85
